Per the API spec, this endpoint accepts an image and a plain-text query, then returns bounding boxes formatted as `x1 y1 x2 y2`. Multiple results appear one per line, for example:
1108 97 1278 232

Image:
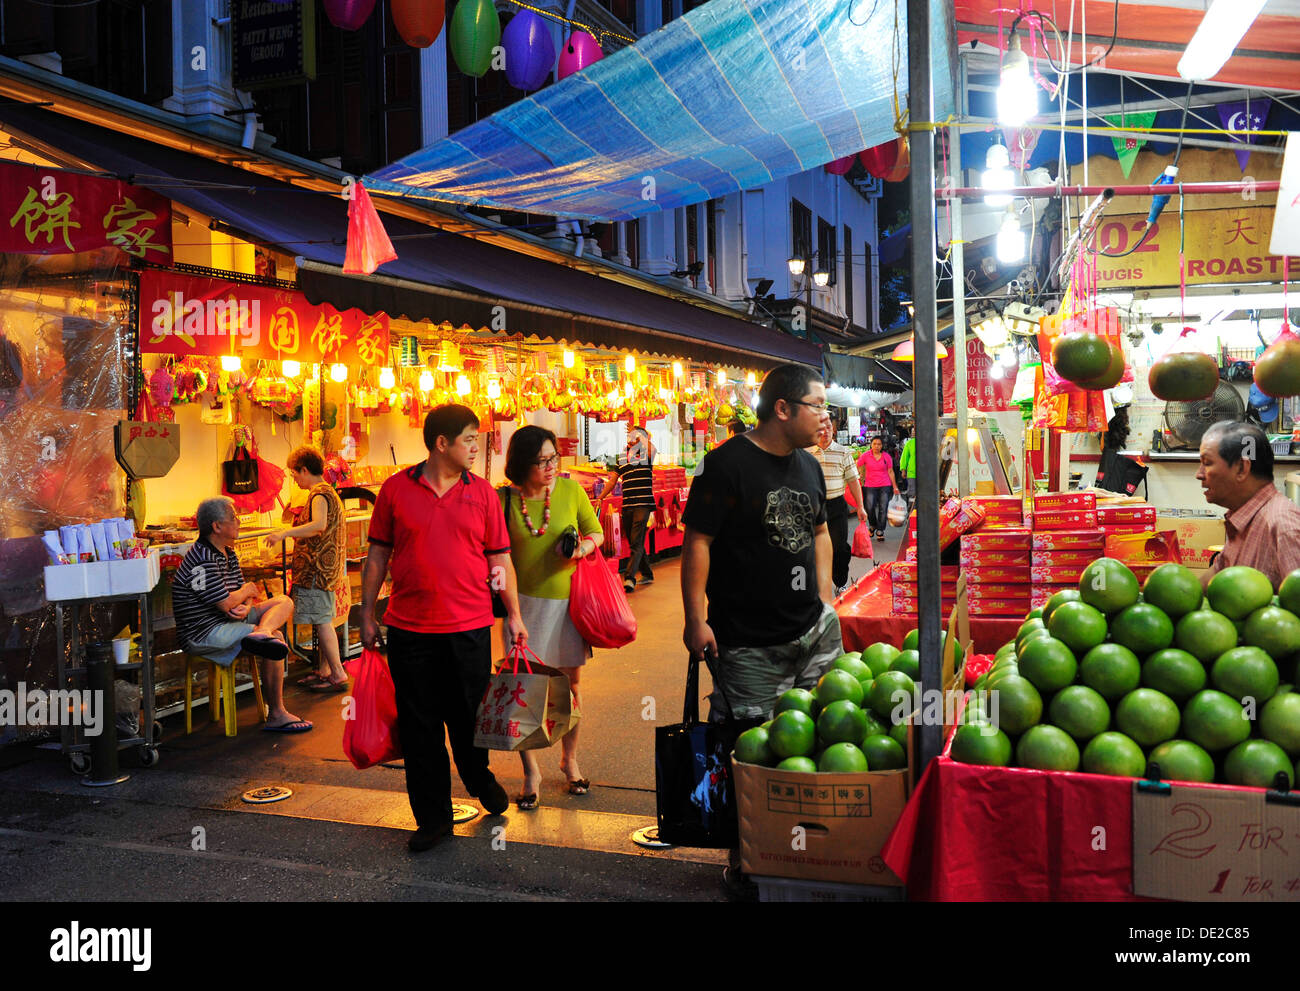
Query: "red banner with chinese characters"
942 338 1017 413
0 161 171 259
138 269 390 365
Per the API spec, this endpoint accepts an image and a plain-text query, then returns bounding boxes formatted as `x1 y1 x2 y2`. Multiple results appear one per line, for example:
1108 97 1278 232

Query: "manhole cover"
452 803 479 824
242 786 294 804
631 825 673 849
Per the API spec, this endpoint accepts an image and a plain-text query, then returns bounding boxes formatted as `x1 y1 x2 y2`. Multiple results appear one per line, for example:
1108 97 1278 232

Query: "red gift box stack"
1097 502 1158 538
890 561 959 614
969 495 1028 530
959 528 1032 615
1030 527 1105 606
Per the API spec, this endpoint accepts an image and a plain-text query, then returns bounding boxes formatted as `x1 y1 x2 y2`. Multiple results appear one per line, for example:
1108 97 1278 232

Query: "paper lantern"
488 345 507 374
860 137 910 182
824 154 855 175
399 336 421 366
502 10 555 91
557 30 602 79
450 0 501 77
392 0 445 47
323 0 377 31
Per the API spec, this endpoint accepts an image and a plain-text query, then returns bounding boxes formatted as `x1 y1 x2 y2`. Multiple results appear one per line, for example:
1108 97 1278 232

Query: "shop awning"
0 105 820 368
365 0 957 222
823 351 911 392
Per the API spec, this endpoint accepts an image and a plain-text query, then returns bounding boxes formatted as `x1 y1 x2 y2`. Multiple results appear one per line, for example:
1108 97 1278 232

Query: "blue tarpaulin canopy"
367 0 956 222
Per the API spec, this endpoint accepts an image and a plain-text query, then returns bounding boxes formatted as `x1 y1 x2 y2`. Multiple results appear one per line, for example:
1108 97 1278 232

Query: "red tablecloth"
835 564 1023 654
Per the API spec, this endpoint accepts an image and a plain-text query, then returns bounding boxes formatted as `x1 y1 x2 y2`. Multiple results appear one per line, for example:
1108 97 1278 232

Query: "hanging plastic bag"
342 648 401 769
887 494 908 527
569 551 638 649
851 523 874 558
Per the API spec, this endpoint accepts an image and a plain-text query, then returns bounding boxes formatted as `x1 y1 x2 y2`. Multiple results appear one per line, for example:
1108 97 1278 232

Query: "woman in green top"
502 425 605 810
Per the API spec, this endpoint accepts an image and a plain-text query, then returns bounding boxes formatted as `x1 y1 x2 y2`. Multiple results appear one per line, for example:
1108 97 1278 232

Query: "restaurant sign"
0 161 170 258
139 270 389 366
1095 207 1287 288
943 337 1017 413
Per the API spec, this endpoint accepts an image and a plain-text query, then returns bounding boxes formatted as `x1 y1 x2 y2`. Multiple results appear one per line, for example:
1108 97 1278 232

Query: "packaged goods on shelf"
1096 505 1157 526
1031 584 1074 608
1030 565 1091 583
1031 509 1100 531
962 565 1031 584
890 563 961 583
959 529 1031 551
891 597 958 614
1031 550 1102 568
1153 516 1225 571
1031 528 1105 550
1033 492 1097 513
1103 530 1183 568
966 583 1032 599
958 549 1031 568
960 597 1031 615
1101 523 1158 536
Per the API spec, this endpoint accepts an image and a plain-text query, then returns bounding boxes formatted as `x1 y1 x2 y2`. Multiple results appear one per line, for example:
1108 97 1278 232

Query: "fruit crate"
753 877 905 902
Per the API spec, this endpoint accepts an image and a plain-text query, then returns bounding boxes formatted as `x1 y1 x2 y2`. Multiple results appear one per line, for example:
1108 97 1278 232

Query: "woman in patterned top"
264 445 349 692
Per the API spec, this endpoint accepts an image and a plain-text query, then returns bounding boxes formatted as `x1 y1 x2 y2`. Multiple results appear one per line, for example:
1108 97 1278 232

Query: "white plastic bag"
887 494 908 527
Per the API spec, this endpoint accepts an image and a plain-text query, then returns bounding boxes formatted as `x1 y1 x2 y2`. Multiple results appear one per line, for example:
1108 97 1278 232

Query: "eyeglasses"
533 455 560 468
787 399 830 415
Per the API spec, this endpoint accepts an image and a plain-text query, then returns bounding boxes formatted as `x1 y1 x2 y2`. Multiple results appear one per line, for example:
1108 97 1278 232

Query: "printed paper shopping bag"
473 644 567 751
526 644 581 740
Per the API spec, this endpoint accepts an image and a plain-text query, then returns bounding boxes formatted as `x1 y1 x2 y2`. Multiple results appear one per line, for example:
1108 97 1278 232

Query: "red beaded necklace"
516 484 551 537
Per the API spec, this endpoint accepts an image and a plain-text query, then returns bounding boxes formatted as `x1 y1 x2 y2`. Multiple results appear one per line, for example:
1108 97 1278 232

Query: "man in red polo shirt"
361 405 527 852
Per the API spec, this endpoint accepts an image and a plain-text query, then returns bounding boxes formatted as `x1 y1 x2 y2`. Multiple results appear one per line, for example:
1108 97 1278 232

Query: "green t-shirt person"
503 477 602 600
898 437 917 480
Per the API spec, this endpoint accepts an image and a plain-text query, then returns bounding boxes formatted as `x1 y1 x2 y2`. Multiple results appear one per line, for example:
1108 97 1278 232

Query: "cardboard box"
1101 523 1158 536
963 566 1031 583
1032 509 1100 531
966 583 1033 599
1097 505 1157 526
1034 492 1097 513
891 598 957 614
1030 565 1088 584
1031 550 1099 568
1031 529 1105 550
958 550 1031 567
890 563 961 582
960 530 1032 550
964 598 1032 615
1155 516 1225 571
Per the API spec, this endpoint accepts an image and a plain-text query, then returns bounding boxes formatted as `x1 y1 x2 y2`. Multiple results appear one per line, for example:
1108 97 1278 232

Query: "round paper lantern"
860 137 911 182
557 30 603 79
450 0 501 77
824 154 855 175
502 9 555 91
322 0 377 31
392 0 445 47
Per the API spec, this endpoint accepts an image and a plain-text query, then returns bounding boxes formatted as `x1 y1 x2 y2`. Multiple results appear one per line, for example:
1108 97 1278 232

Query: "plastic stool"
184 654 267 736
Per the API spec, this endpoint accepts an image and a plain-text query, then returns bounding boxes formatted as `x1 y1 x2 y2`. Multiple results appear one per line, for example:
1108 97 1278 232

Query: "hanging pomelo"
1076 340 1125 390
1148 351 1219 402
1051 333 1112 384
1253 325 1300 398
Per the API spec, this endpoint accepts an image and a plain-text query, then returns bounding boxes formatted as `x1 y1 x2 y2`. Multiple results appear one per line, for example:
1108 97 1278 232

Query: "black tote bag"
1095 449 1149 498
222 445 260 495
654 651 759 848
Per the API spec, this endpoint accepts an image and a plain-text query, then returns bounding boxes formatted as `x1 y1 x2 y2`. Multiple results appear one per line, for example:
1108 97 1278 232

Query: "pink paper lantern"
392 0 445 47
824 154 855 175
557 30 603 79
502 9 555 91
323 0 377 30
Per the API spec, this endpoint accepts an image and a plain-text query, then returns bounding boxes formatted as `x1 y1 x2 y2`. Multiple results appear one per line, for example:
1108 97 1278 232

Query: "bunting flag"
343 184 398 275
1218 99 1272 173
1103 112 1158 179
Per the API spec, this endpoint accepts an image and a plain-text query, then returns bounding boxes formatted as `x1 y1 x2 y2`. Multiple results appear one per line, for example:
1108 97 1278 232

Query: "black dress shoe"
408 820 453 852
476 776 510 816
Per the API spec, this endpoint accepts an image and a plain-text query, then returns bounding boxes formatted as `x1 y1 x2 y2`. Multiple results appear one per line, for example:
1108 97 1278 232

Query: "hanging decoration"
344 184 398 275
858 138 909 182
450 0 501 77
557 30 603 79
1218 98 1272 173
824 154 856 175
502 9 556 91
392 0 446 48
1103 111 1157 179
399 336 421 366
322 0 378 31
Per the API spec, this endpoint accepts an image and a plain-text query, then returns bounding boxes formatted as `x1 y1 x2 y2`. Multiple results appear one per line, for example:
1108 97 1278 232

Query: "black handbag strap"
682 650 736 726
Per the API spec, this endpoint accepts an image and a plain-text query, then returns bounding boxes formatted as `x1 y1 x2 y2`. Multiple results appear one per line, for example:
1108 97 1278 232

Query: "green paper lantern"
450 0 501 78
399 336 421 367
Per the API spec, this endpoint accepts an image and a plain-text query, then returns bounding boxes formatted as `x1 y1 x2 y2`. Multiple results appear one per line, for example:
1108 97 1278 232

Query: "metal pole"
950 132 970 500
908 0 943 772
940 180 1281 200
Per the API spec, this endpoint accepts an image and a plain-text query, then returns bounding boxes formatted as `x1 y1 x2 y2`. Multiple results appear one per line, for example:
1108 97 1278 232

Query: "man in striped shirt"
808 423 869 595
172 496 308 732
600 425 657 593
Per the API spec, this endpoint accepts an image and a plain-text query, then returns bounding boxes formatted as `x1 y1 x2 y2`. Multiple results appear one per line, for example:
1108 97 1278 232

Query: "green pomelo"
1110 603 1176 656
1052 331 1112 383
1141 649 1207 704
1147 739 1216 784
1259 691 1300 757
1147 351 1219 402
1048 685 1111 742
1182 690 1252 752
816 700 870 747
889 649 921 681
991 675 1043 735
1081 732 1146 778
774 688 816 718
1211 646 1279 705
1114 688 1181 748
861 734 907 770
734 726 776 766
1078 558 1141 615
1048 601 1109 655
1016 725 1081 771
1207 566 1276 621
1042 589 1082 627
1224 739 1295 789
817 742 870 773
768 709 817 759
1017 637 1078 694
776 756 818 773
816 668 865 708
869 670 917 721
1079 643 1142 701
861 643 901 677
950 723 1013 766
1242 606 1300 661
1142 564 1204 619
1174 610 1239 664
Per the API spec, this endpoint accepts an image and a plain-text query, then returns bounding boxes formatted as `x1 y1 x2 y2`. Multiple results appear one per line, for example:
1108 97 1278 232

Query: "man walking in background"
808 421 868 595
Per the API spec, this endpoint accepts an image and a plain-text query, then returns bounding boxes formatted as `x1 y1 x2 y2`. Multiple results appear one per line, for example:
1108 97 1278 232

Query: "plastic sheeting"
367 0 957 221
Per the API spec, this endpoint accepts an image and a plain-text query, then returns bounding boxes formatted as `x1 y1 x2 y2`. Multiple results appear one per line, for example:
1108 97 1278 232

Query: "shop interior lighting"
787 256 806 276
281 359 301 378
997 34 1037 127
812 269 830 288
746 371 757 387
996 206 1026 264
563 349 575 368
971 308 1010 351
330 363 348 382
455 374 472 396
1178 0 1267 80
624 354 635 373
378 367 396 390
220 355 242 372
623 379 634 398
990 364 1004 379
672 361 683 379
982 143 1014 207
487 378 501 399
418 369 434 392
1001 345 1019 367
716 369 727 386
1003 301 1047 336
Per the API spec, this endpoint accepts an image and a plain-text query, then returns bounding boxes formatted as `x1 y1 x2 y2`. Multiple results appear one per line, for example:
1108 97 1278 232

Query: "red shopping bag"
851 522 874 558
569 551 638 648
342 648 402 769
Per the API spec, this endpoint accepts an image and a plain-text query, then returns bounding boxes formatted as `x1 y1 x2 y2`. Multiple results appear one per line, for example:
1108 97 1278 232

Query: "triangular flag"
1218 98 1271 173
1104 112 1157 179
344 184 398 275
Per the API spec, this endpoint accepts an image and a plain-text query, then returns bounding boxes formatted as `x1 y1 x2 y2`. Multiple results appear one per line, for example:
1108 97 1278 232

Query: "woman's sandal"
565 778 591 796
516 793 540 810
296 673 329 688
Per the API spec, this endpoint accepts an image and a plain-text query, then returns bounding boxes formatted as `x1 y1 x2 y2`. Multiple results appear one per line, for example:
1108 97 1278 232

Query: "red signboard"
0 161 171 259
943 338 1017 413
139 269 390 365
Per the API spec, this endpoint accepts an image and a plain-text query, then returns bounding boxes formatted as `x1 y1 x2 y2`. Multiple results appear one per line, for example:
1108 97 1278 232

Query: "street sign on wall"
232 0 317 90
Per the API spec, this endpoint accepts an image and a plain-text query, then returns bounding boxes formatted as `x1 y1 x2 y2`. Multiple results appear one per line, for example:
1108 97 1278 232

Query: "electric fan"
1162 381 1245 450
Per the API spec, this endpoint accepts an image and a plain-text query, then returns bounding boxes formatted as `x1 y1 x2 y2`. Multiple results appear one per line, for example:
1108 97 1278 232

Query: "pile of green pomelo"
953 561 1300 789
733 629 961 773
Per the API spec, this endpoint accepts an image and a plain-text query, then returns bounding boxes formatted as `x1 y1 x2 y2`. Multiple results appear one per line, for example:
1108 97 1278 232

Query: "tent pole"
909 0 943 772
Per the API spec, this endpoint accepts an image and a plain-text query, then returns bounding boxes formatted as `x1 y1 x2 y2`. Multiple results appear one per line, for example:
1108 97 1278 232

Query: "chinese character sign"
139 270 389 365
942 338 1017 413
0 162 171 258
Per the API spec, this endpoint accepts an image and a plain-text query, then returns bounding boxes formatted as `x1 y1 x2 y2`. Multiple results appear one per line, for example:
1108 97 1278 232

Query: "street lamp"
812 269 830 288
787 256 806 276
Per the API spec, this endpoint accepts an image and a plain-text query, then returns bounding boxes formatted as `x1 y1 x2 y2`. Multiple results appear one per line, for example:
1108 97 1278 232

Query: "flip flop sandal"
309 678 350 694
262 719 313 733
296 673 329 688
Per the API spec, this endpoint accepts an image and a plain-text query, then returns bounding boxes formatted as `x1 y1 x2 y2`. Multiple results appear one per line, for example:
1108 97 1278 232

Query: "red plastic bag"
852 522 873 558
342 648 401 769
343 184 398 275
568 551 637 648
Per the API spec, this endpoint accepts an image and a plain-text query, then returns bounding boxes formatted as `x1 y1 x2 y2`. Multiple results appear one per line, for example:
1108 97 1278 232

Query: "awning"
823 350 911 392
366 0 957 222
0 105 821 369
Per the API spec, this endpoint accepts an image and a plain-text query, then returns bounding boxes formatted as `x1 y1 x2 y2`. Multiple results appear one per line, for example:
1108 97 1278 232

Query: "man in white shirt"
808 423 869 595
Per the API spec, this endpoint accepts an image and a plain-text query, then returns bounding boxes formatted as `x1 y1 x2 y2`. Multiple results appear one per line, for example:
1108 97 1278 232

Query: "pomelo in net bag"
1148 350 1219 401
1051 332 1112 384
1254 325 1300 398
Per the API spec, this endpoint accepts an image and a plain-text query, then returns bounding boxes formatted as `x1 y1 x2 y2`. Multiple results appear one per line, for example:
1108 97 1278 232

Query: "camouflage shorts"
707 603 844 722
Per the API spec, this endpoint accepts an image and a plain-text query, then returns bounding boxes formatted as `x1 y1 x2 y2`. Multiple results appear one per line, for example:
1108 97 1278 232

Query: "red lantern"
859 137 911 182
323 0 377 30
824 154 855 175
557 30 603 79
392 0 445 47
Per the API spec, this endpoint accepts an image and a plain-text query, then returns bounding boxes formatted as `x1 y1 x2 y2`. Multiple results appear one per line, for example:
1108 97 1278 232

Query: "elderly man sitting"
172 497 312 733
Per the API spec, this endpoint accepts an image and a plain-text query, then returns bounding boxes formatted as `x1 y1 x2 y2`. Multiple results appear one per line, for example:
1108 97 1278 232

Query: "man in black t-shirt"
681 364 844 723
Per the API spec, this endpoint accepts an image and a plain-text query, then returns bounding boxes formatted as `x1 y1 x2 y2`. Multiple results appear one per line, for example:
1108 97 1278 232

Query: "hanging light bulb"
1001 345 1020 367
787 256 806 276
563 349 575 368
379 367 396 390
330 363 348 382
996 206 1026 264
456 374 472 396
990 364 1005 380
220 355 241 372
982 143 1014 207
672 361 683 379
418 369 434 392
487 378 501 399
624 354 635 373
746 371 757 387
716 369 726 387
281 359 301 378
623 379 634 398
998 34 1037 127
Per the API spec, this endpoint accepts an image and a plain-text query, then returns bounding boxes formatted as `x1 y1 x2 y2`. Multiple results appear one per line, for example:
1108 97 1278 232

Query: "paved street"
0 527 895 903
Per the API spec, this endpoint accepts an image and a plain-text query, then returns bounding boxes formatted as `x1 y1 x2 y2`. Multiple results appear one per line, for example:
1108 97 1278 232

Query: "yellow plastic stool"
184 654 267 737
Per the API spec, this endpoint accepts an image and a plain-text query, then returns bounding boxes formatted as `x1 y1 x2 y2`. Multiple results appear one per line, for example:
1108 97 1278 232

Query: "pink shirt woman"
857 447 895 489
